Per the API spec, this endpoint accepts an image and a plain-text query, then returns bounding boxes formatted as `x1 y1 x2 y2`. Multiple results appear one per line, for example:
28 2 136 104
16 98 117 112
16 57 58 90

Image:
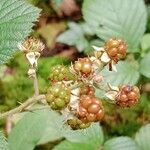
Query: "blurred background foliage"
0 0 150 149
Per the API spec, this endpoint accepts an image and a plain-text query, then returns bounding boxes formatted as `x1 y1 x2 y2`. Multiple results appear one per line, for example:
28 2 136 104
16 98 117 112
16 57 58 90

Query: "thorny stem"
0 95 45 120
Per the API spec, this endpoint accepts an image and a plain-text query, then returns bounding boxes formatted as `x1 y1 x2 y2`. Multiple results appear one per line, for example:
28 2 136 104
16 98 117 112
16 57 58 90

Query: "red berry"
88 104 100 114
87 113 96 122
108 48 118 57
81 98 92 109
115 85 140 107
96 109 104 120
73 58 93 77
127 92 137 100
77 95 104 123
78 107 87 117
105 38 127 61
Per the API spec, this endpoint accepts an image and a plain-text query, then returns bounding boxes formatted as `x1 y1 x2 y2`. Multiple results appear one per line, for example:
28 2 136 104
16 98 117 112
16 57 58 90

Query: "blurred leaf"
8 109 64 150
52 0 62 10
141 34 150 51
57 22 89 52
146 5 150 32
84 39 104 54
27 0 40 5
103 137 139 150
0 0 40 64
80 23 95 36
102 61 140 86
53 140 97 150
139 52 150 78
83 0 147 52
0 132 9 150
64 123 104 145
38 22 66 47
135 124 150 150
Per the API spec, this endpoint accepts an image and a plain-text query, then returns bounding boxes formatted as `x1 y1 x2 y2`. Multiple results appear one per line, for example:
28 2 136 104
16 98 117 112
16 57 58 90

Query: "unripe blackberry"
46 83 71 110
79 84 95 96
67 118 91 130
105 38 127 62
115 85 140 107
77 95 104 123
48 65 75 82
73 58 93 77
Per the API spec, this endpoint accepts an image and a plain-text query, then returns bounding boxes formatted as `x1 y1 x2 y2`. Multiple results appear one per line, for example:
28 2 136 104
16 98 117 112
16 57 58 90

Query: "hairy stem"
34 73 39 96
0 95 45 120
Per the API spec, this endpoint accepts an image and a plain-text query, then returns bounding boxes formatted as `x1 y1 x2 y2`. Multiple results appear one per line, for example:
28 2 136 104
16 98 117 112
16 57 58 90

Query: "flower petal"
101 52 110 63
26 52 36 66
108 83 119 91
112 62 117 72
92 46 105 52
105 91 118 100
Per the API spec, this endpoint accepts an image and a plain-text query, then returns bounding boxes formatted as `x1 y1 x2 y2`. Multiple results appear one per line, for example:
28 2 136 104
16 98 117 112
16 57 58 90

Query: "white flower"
70 88 80 110
105 84 119 101
92 45 117 72
26 52 40 67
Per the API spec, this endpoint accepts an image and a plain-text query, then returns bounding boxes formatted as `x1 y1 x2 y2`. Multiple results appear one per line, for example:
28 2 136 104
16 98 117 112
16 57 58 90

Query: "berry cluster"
67 118 91 130
46 83 71 110
73 58 93 77
45 38 140 130
116 85 140 107
77 95 104 123
104 38 127 62
79 84 95 96
48 65 75 82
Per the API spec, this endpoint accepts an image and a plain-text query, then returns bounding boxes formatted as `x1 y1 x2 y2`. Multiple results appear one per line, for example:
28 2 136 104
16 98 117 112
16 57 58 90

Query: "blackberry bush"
43 38 140 130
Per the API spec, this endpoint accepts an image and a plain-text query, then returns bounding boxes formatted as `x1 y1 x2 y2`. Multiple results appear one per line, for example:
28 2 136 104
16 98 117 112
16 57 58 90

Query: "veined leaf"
53 140 96 150
102 61 140 86
54 123 104 150
0 0 40 64
135 124 150 150
8 109 64 150
57 22 89 52
139 52 150 78
64 123 104 145
0 132 9 150
83 0 147 52
104 137 139 150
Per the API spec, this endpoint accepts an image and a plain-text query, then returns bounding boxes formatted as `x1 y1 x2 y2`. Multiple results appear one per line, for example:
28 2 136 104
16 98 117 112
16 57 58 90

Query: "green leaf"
83 0 147 52
141 34 150 51
0 132 9 150
0 0 40 64
8 109 64 150
80 23 95 36
64 123 104 145
53 140 96 150
103 137 139 150
139 52 150 78
135 124 150 150
54 123 103 150
57 22 89 52
102 61 140 86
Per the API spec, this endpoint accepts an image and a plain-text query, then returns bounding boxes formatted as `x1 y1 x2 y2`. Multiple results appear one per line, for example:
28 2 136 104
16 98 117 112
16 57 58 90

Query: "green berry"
55 98 65 108
46 83 71 110
48 65 75 82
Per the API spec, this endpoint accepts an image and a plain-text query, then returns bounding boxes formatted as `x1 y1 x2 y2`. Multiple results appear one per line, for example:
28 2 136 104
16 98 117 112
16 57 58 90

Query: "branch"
34 72 39 96
0 94 45 120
